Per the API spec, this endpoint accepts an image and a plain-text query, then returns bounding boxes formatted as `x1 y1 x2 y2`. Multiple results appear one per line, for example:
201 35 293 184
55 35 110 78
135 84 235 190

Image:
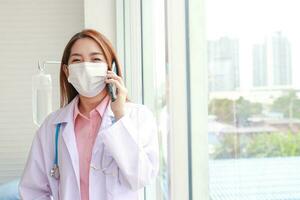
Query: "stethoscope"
50 120 117 180
50 123 61 180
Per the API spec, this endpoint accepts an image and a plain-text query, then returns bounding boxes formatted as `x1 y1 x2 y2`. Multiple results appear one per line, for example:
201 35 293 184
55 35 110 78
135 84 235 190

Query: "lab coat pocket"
57 179 61 200
105 166 118 198
102 145 119 176
49 178 60 200
102 146 119 196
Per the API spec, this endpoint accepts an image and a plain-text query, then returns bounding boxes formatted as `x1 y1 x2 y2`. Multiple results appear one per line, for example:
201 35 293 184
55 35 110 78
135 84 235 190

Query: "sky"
206 0 300 89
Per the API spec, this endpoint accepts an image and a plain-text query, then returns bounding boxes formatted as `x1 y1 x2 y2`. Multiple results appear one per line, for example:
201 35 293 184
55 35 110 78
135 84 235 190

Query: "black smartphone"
108 61 117 102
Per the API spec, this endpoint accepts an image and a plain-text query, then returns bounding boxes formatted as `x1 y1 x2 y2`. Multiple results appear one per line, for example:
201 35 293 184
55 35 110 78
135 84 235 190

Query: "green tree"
246 132 300 157
212 132 300 159
271 90 300 119
209 97 262 125
236 97 262 126
209 99 234 123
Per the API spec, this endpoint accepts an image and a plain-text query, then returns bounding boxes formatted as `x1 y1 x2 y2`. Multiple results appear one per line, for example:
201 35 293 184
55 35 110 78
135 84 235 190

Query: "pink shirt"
73 95 110 200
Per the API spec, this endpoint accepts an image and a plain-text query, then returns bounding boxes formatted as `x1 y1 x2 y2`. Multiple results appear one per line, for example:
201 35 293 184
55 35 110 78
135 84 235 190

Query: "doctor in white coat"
19 29 159 200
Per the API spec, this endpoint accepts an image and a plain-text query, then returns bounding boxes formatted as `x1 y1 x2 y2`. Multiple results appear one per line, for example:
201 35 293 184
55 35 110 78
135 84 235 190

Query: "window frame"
115 0 208 199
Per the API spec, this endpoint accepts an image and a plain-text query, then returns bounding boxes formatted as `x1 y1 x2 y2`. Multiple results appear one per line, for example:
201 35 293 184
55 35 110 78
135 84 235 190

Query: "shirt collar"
73 94 110 122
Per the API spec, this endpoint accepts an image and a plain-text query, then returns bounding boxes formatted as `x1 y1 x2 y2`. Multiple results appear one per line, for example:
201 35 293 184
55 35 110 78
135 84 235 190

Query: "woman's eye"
93 58 102 61
72 59 81 62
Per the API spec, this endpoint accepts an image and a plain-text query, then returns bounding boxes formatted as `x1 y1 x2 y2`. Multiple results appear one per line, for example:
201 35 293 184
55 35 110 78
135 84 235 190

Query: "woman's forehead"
71 38 104 55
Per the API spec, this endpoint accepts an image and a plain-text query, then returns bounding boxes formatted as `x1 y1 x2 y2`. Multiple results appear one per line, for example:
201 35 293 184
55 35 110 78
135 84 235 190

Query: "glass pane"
207 0 300 199
141 0 169 199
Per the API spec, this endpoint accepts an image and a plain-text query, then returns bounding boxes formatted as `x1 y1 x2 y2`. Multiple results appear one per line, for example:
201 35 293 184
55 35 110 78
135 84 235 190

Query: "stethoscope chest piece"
50 164 60 180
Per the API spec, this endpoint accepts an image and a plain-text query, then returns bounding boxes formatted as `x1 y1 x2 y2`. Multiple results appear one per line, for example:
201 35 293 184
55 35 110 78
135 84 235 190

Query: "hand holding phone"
105 61 127 120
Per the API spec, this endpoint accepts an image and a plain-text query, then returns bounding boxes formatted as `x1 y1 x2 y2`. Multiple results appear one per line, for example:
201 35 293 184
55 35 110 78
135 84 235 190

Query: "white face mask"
67 62 108 97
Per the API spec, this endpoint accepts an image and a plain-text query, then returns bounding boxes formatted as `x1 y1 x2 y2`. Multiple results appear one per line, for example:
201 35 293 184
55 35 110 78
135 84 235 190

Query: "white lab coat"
19 96 159 200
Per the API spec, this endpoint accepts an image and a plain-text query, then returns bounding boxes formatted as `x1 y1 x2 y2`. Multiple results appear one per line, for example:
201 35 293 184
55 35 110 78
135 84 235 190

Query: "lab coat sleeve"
19 127 52 200
102 105 159 191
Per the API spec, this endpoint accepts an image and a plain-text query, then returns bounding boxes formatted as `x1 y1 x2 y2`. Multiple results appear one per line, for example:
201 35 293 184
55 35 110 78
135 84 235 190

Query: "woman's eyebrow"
89 52 103 56
70 53 82 57
70 52 103 57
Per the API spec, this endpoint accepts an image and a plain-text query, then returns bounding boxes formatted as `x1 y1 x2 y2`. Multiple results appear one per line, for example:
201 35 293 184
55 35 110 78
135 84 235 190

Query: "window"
207 0 300 199
116 0 170 199
141 0 169 199
116 0 207 199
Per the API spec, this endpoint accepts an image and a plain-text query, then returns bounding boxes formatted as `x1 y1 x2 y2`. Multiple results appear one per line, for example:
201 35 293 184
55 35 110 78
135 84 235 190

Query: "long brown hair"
59 29 123 107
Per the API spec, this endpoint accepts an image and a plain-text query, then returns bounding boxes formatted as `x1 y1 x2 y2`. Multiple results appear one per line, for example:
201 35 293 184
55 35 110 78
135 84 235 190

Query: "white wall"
84 0 116 46
0 0 84 184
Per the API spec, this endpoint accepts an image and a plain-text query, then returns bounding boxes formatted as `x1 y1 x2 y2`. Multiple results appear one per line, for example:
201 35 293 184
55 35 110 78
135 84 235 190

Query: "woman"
19 29 159 200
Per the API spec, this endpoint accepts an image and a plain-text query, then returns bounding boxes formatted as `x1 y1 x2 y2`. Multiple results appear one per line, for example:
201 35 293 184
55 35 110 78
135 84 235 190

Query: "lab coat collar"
52 95 115 125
